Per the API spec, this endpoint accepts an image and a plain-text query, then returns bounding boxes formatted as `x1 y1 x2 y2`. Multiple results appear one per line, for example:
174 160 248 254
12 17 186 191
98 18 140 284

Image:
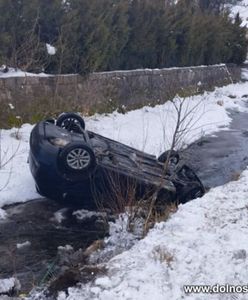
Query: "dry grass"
143 202 178 236
151 245 174 268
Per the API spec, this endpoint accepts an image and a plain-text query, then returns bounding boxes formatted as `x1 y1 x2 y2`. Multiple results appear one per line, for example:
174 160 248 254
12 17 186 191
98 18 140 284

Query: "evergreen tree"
0 0 246 73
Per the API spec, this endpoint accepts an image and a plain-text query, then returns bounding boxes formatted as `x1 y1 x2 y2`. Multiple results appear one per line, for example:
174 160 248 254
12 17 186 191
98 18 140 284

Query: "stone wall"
0 64 241 126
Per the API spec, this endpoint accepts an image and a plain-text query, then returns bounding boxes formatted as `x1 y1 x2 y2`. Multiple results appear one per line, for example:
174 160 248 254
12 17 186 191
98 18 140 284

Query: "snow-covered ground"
59 168 248 300
229 0 248 27
0 67 52 78
1 81 248 211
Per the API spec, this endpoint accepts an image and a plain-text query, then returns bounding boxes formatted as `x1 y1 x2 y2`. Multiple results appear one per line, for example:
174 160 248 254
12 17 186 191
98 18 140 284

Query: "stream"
182 108 248 188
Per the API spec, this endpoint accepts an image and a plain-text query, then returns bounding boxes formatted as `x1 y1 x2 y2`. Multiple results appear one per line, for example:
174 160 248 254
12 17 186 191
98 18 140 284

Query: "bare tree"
142 95 207 234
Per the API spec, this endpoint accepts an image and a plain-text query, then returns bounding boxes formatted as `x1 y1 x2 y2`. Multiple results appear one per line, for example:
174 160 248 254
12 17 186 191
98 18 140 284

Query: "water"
182 108 248 188
0 199 108 294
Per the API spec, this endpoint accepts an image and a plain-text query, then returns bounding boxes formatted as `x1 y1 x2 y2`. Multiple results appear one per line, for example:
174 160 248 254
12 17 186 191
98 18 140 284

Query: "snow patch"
58 245 74 252
0 278 20 295
0 209 7 220
16 241 31 249
46 43 56 56
0 67 52 78
89 213 143 264
73 209 107 221
53 208 68 224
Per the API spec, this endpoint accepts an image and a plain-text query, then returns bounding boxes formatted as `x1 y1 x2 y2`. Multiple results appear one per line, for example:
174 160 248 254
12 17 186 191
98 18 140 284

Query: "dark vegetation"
0 0 247 74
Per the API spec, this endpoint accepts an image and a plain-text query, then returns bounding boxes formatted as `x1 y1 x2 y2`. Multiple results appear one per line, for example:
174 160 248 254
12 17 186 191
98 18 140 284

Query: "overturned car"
29 113 205 208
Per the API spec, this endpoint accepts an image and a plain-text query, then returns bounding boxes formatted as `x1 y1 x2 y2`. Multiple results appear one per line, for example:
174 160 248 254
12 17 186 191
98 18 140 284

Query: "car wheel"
56 112 85 133
58 143 96 180
179 186 204 204
158 150 179 165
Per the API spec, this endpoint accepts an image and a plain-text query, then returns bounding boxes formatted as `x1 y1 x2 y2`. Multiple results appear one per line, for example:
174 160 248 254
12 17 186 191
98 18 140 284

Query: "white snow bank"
1 82 248 208
96 64 226 75
0 124 38 207
61 168 248 300
0 67 52 78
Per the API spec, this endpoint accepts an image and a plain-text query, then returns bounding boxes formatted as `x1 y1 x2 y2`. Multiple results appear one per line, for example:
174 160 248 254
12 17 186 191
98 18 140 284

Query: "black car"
29 112 205 208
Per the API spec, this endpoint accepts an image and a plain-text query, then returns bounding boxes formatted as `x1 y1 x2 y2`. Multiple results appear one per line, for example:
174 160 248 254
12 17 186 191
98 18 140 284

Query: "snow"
89 213 143 265
72 209 107 221
8 103 14 110
1 81 248 208
0 208 7 220
46 43 57 56
0 67 52 78
0 278 19 294
86 82 248 155
229 0 248 27
96 64 227 75
0 124 38 207
16 241 31 249
58 245 74 252
59 168 248 300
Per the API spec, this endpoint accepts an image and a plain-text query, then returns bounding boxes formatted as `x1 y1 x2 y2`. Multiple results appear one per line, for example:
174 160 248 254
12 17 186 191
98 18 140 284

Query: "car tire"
158 150 179 165
58 142 96 180
56 112 85 133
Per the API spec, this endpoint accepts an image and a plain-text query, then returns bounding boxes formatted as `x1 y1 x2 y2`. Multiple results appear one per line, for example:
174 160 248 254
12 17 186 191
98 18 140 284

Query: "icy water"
182 108 248 189
0 199 108 295
1 108 248 297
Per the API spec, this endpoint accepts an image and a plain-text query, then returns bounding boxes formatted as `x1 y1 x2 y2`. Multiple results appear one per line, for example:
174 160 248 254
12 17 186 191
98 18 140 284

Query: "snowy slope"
0 81 248 210
229 0 248 27
60 168 248 300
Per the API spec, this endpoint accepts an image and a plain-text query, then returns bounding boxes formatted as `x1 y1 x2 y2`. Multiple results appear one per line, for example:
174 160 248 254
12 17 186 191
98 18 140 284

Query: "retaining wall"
0 64 241 126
